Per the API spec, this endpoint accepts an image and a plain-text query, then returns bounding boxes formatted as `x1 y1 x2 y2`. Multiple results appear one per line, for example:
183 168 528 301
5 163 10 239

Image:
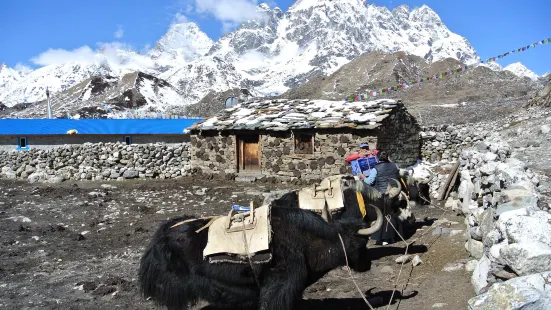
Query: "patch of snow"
504 62 539 81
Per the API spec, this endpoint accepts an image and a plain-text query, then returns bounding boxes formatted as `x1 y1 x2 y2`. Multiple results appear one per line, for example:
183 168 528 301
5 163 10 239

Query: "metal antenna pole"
46 87 52 119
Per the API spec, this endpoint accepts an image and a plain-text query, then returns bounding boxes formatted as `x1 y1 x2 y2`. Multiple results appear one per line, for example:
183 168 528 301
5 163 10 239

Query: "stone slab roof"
187 98 399 132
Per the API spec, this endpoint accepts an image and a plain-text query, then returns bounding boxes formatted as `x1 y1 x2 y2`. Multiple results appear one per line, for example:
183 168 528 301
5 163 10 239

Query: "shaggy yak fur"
139 207 373 310
407 179 431 206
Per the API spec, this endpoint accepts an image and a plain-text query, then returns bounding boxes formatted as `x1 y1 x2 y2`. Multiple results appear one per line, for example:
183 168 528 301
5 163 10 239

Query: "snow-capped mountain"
163 1 481 103
0 63 29 94
3 71 187 118
0 62 115 106
479 62 503 72
504 62 539 81
149 22 214 69
2 1 483 110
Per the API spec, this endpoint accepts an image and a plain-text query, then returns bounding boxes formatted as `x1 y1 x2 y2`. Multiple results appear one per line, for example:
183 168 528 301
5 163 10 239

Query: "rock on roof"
188 98 399 132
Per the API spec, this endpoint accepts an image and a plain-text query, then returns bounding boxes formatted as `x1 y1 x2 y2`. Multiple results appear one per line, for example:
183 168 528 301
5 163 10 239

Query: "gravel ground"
0 177 474 310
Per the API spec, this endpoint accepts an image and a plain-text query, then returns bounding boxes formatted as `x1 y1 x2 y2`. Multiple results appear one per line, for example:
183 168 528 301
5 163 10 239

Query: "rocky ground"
0 177 475 310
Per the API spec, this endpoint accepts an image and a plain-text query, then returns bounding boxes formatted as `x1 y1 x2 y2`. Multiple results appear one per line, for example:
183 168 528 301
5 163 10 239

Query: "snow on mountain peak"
0 63 30 96
2 1 482 111
150 21 214 64
504 62 539 81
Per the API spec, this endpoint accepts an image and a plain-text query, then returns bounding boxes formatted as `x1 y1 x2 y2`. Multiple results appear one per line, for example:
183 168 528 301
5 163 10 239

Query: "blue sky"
1 0 550 74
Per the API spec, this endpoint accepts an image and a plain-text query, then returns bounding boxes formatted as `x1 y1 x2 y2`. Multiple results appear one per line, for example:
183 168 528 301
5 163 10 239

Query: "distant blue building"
0 119 203 151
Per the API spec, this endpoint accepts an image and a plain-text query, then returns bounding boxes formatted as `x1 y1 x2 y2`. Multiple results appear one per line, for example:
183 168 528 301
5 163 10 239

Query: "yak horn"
357 204 384 235
321 205 329 222
425 169 434 183
386 178 402 198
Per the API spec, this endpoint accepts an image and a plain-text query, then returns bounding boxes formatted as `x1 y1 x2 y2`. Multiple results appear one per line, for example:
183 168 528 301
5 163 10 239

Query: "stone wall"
189 132 236 178
441 134 551 308
260 130 377 182
0 134 189 152
420 125 491 163
419 108 547 164
378 103 421 167
0 142 191 183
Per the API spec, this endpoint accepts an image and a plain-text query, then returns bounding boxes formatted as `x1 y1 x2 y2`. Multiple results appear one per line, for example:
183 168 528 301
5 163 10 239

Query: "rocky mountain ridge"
1 1 484 111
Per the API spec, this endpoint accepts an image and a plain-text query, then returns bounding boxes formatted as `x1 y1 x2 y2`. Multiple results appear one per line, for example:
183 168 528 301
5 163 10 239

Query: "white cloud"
114 25 124 39
31 46 98 66
14 63 33 73
29 42 155 72
191 0 266 31
172 12 188 24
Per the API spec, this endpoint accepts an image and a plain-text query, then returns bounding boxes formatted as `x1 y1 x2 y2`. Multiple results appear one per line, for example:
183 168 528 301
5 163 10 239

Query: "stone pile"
420 107 551 164
421 124 491 163
441 134 551 309
0 142 191 183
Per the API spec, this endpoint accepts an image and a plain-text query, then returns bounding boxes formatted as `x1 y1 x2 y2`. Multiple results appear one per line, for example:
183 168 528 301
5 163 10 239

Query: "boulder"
498 210 551 246
500 242 551 276
28 171 48 184
122 169 139 179
468 271 551 310
466 237 484 259
471 255 491 294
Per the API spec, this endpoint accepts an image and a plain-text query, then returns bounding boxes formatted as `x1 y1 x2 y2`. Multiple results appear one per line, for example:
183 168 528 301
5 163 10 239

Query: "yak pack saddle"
297 175 346 219
201 202 272 264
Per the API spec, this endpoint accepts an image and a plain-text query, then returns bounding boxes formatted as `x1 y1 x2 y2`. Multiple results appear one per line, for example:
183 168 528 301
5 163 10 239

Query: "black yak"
139 205 383 310
268 175 414 226
400 165 434 206
267 175 413 245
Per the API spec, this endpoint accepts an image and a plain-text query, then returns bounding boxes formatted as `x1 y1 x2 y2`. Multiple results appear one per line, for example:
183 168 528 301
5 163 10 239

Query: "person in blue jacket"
346 142 379 184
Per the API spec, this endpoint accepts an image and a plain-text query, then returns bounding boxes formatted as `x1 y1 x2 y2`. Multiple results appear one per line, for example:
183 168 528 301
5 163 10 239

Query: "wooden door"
237 135 260 172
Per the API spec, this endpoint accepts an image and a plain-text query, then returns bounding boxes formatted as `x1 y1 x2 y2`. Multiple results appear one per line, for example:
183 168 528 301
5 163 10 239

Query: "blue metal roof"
0 119 203 135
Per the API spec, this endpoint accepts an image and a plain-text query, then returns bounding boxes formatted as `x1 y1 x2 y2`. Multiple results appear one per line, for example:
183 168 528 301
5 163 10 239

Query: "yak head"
333 218 376 272
341 176 414 224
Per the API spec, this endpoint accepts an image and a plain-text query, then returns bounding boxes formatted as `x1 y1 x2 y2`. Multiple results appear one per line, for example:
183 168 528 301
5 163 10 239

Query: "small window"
124 136 132 145
18 137 29 150
294 133 314 155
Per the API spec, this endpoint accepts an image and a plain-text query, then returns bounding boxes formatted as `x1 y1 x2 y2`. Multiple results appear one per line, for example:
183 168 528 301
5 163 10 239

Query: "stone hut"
186 98 421 182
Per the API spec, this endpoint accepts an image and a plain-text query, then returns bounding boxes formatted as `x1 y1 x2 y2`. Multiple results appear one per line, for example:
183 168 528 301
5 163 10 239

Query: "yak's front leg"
258 259 307 310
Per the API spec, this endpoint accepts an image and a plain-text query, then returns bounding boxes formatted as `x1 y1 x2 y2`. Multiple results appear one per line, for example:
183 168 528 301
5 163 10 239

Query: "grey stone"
442 262 464 272
500 242 551 276
465 259 479 272
466 238 484 259
412 255 423 266
471 255 491 294
122 169 139 179
28 172 47 184
468 271 551 310
47 176 64 184
395 255 411 264
498 210 551 246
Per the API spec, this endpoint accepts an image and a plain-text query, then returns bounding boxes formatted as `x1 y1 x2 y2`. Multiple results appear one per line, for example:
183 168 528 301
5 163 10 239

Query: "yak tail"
139 218 198 310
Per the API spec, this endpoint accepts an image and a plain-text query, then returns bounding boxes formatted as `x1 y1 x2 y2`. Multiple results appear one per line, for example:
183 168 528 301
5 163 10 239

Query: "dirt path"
0 178 473 310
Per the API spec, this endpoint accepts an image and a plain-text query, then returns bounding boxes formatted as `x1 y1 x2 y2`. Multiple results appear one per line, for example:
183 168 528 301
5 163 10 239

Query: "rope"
242 217 261 288
383 215 410 310
382 203 449 309
338 233 375 310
